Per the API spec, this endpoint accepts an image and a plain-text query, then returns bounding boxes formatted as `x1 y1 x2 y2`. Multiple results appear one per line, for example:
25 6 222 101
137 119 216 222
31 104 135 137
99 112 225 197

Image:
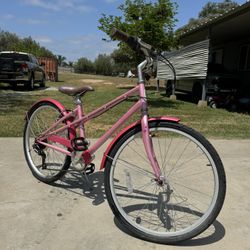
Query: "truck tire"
12 83 17 89
40 75 46 88
28 75 34 90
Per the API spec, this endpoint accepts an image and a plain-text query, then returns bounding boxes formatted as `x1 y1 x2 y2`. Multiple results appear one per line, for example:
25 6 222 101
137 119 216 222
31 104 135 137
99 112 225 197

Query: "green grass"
0 72 250 138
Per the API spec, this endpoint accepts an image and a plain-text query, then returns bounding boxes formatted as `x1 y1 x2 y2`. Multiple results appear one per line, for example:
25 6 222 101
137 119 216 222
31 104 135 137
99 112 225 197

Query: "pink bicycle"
23 28 226 244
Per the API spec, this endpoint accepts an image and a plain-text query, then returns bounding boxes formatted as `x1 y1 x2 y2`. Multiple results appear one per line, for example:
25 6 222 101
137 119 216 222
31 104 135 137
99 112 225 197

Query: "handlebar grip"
110 27 139 51
110 27 155 57
110 27 129 42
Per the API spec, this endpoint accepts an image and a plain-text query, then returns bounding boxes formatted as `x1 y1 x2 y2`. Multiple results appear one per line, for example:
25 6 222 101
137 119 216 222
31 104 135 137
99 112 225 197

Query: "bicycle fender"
25 98 76 140
100 116 180 170
25 98 67 119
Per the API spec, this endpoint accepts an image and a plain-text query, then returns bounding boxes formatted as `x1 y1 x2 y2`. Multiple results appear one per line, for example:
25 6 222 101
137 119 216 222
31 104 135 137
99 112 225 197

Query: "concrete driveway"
0 138 250 250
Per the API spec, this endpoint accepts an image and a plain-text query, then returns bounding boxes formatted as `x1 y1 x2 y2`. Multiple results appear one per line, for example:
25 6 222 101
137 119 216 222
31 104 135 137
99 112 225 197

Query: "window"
30 55 38 65
0 53 29 61
239 44 250 71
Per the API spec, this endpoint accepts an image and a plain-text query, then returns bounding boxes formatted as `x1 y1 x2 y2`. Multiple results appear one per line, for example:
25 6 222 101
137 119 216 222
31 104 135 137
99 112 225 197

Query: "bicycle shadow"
52 170 106 206
53 170 225 246
114 214 225 246
0 83 49 91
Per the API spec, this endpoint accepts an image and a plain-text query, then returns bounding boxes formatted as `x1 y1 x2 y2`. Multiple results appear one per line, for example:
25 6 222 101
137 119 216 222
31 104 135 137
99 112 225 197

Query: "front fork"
139 83 162 180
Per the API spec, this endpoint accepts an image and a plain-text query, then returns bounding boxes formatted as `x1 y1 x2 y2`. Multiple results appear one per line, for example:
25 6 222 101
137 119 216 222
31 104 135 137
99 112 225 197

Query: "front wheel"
104 121 226 244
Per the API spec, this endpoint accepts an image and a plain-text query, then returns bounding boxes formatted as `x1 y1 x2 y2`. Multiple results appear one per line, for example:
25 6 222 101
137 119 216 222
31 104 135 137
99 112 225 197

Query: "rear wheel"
104 121 226 244
23 102 71 183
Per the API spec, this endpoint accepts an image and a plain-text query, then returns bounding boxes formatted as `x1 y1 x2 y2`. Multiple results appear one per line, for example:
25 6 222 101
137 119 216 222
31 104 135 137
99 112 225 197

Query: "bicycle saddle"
59 86 94 97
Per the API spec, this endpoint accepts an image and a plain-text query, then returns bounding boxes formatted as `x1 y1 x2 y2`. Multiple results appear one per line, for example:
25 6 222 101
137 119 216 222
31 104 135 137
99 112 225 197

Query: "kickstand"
81 171 93 191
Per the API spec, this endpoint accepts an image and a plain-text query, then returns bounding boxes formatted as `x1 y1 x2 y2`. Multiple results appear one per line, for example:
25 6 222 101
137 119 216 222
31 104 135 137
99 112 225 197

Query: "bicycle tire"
23 101 71 183
104 121 226 244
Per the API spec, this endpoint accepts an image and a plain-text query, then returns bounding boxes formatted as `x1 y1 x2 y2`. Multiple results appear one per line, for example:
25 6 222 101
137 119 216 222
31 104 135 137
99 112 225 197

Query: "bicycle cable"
157 53 177 88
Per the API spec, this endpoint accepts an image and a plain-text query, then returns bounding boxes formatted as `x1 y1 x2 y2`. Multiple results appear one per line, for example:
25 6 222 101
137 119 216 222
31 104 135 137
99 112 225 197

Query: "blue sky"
0 0 247 61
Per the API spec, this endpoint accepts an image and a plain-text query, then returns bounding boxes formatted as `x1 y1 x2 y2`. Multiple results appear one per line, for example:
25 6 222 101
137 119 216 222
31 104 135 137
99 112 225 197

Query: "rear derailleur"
33 143 46 169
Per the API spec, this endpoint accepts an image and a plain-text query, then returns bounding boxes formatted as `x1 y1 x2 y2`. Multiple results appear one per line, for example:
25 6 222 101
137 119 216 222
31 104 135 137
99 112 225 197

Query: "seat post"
74 95 83 106
74 95 85 138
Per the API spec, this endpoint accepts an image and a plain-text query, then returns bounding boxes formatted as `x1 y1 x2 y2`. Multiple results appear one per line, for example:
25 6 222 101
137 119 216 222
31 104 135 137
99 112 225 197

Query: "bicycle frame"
31 60 175 179
37 84 141 155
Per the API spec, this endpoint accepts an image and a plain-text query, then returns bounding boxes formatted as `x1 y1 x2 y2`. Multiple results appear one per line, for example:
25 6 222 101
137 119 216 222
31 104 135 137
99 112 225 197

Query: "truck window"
31 55 39 65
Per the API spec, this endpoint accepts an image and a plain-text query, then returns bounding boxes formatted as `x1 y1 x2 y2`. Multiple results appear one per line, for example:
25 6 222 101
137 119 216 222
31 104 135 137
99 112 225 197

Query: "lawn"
0 72 250 138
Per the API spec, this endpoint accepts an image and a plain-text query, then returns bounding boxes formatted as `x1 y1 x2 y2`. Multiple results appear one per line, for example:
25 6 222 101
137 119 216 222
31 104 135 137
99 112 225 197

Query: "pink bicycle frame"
33 60 178 179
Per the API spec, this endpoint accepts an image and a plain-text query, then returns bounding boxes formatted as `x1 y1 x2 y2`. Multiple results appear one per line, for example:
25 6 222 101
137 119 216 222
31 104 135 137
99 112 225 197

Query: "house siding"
157 39 209 80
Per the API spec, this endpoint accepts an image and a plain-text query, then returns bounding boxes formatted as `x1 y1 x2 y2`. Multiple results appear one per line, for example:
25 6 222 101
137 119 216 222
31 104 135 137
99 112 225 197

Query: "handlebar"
110 27 176 83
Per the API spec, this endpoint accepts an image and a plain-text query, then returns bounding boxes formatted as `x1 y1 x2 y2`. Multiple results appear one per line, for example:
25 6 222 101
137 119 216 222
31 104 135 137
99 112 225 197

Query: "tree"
68 61 74 67
98 0 177 67
95 54 113 76
0 29 55 58
57 55 66 66
0 30 21 51
74 57 95 74
199 0 238 18
177 0 239 34
110 49 131 74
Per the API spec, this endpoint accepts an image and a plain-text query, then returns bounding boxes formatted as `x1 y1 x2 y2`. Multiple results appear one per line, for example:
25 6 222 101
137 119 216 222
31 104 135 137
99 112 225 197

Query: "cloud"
18 18 47 25
23 0 94 13
34 35 54 44
2 14 15 20
47 34 118 61
0 14 47 25
104 0 117 3
23 0 59 11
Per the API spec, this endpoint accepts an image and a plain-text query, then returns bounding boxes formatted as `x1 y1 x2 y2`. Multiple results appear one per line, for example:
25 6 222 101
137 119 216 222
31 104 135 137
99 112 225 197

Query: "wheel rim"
24 105 68 178
109 126 220 237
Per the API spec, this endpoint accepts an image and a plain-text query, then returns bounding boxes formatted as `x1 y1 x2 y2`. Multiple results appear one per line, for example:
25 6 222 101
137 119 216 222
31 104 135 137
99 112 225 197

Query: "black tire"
104 121 226 244
208 100 217 109
12 83 17 90
28 75 35 90
23 101 71 184
40 75 46 88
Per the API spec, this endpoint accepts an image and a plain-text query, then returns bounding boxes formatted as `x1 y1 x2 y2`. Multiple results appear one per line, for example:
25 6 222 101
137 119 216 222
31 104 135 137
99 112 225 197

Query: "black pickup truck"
0 51 45 90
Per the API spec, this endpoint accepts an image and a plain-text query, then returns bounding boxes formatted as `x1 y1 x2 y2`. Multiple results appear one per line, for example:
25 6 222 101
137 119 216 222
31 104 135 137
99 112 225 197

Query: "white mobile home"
157 1 250 103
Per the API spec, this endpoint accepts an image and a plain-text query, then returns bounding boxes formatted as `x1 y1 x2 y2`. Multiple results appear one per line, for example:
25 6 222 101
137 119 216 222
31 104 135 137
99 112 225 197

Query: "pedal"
84 163 95 175
71 137 89 151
